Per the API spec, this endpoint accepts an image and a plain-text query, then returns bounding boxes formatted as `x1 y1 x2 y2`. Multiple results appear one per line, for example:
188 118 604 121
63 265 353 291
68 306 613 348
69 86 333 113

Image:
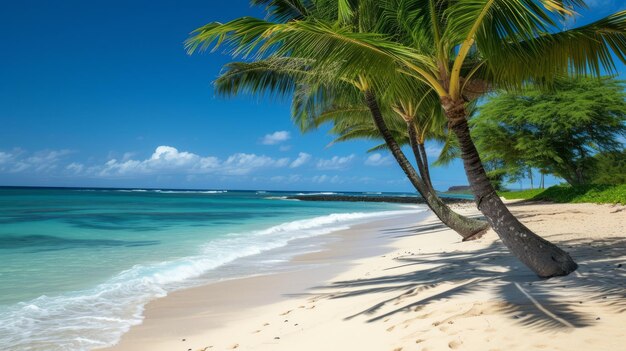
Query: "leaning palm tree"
187 0 626 277
214 57 489 239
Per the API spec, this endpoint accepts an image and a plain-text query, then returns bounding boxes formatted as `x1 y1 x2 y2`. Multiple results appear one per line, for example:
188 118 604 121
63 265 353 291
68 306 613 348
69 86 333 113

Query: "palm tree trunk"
364 90 489 240
418 143 433 189
407 122 434 191
442 97 577 277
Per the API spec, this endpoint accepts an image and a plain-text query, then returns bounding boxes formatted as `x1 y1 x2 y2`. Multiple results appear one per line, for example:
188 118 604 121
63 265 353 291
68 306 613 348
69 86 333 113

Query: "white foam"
295 192 340 196
0 207 424 351
154 190 227 194
264 196 299 201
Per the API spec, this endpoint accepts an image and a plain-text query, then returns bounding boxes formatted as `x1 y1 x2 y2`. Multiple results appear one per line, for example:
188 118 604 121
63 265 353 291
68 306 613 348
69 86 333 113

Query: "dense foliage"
471 77 626 186
499 184 626 204
588 150 626 185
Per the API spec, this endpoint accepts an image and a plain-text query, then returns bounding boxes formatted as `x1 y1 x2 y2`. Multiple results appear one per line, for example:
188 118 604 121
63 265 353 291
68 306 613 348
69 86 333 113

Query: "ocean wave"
0 207 423 351
264 196 299 201
153 190 227 194
295 192 340 196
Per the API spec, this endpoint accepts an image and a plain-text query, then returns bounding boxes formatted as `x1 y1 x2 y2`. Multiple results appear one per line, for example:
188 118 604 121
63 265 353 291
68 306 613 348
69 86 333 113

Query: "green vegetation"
198 2 490 240
472 77 626 186
499 184 626 205
188 0 626 276
589 150 626 185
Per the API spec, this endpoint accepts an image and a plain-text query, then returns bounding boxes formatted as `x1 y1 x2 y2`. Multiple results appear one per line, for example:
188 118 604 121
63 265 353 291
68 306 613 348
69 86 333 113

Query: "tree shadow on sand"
299 225 625 333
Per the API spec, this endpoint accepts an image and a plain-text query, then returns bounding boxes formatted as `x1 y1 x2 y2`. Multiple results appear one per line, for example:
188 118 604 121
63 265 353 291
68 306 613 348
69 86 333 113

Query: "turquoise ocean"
0 187 425 350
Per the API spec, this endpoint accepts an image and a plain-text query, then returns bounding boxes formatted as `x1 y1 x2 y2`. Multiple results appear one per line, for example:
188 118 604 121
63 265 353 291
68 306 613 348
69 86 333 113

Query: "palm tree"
186 0 626 277
214 57 489 239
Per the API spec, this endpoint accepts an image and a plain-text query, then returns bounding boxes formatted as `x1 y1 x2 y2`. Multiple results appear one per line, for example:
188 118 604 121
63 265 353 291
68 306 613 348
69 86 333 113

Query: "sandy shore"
103 201 625 351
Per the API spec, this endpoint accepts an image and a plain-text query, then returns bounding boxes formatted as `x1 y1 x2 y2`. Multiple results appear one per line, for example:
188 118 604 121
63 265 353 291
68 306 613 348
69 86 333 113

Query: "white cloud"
270 174 302 183
222 153 289 175
261 131 291 145
96 146 289 177
0 149 72 173
0 151 14 165
290 152 311 168
316 154 355 170
66 163 84 174
312 174 342 184
0 146 301 180
364 153 392 166
279 145 292 152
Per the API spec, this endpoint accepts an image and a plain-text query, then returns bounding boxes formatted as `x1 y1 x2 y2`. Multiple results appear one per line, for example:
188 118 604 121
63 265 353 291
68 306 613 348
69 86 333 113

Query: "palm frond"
486 10 626 86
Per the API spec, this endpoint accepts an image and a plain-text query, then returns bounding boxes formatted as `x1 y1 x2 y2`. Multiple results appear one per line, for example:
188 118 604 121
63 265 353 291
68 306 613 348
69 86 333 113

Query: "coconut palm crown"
186 0 626 277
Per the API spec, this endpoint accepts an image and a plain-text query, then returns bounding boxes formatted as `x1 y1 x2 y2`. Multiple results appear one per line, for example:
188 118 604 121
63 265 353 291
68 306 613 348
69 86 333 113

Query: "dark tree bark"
364 90 489 240
407 121 434 191
418 143 433 189
442 97 578 278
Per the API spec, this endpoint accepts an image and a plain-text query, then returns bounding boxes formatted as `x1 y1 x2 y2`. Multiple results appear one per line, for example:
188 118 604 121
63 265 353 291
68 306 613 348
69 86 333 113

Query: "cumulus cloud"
290 152 311 168
316 154 355 170
97 146 289 177
364 153 392 166
261 131 291 145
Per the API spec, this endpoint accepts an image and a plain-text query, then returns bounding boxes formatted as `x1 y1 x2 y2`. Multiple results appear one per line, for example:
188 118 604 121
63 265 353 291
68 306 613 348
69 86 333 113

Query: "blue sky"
0 0 624 192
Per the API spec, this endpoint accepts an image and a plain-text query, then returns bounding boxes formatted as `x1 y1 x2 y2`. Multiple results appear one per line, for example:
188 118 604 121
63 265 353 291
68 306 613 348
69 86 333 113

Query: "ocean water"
0 187 424 350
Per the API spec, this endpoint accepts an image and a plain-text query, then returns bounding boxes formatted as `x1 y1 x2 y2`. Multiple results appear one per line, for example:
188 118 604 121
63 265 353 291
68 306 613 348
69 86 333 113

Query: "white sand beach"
103 201 625 351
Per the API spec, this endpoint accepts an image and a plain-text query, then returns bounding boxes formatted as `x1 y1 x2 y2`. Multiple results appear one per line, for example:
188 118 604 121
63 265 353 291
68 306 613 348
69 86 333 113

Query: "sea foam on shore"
0 188 423 351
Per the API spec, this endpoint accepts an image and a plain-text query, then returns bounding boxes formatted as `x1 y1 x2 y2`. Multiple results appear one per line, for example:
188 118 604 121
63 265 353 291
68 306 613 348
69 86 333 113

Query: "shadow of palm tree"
300 228 625 332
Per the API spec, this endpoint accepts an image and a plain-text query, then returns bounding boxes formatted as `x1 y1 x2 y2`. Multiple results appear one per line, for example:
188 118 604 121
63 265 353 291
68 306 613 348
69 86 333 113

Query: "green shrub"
498 184 626 205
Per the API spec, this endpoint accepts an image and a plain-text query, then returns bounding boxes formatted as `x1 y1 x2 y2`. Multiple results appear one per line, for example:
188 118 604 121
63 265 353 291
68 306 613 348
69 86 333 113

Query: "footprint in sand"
448 340 462 349
231 344 239 349
280 310 292 316
386 325 395 332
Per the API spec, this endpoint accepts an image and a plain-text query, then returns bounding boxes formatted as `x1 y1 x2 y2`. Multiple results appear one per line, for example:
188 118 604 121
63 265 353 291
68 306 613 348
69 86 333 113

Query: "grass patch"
499 184 626 205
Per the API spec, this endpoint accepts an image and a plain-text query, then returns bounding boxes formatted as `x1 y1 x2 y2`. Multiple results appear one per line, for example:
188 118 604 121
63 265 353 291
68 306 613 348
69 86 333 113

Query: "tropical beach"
1 0 626 350
105 200 625 351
